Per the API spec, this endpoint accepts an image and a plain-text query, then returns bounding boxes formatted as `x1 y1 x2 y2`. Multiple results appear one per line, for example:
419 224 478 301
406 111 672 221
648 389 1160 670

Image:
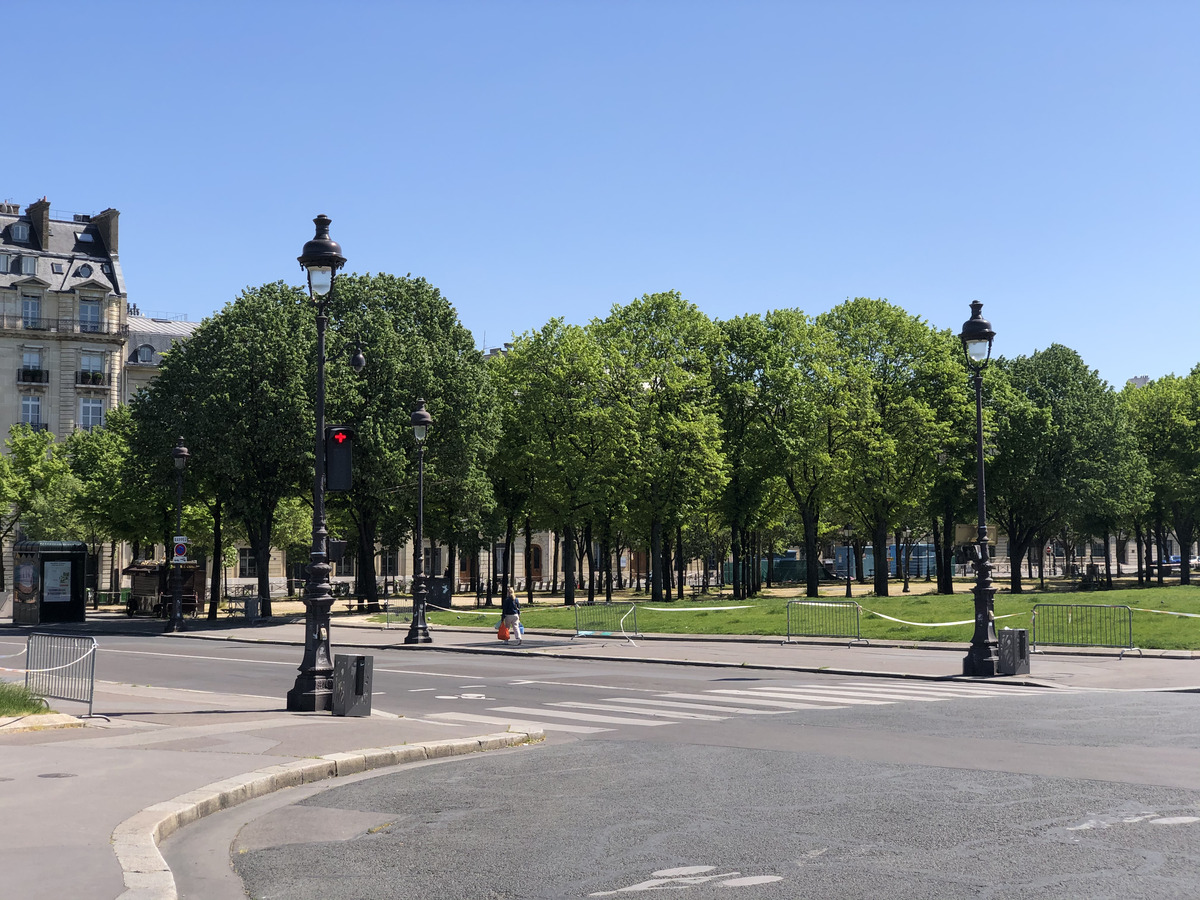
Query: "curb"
0 712 84 733
111 728 544 900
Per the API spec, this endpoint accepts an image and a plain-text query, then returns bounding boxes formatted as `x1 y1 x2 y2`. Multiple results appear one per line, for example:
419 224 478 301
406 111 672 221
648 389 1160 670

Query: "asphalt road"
105 636 1200 900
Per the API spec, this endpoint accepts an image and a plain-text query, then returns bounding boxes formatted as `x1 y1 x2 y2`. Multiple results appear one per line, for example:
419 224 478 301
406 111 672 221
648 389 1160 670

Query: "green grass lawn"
406 583 1200 650
0 682 50 716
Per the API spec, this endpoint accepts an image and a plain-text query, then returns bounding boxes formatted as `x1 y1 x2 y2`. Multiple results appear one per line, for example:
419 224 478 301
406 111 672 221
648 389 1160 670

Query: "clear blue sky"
14 1 1198 388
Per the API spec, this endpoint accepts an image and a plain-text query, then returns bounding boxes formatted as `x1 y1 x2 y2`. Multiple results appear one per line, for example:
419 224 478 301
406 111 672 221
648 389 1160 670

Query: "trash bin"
332 654 373 717
998 628 1030 675
245 595 259 622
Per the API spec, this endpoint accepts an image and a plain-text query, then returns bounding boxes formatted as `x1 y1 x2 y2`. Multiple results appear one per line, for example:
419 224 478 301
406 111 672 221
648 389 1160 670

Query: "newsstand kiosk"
11 540 88 626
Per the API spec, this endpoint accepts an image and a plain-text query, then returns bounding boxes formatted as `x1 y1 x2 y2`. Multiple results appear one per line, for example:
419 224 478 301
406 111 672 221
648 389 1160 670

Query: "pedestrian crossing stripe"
425 681 1075 736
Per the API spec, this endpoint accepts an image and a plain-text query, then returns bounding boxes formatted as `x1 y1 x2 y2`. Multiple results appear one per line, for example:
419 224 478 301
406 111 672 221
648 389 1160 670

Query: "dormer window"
0 254 9 273
52 263 64 274
137 344 154 363
10 223 29 242
76 232 94 243
21 256 36 275
77 264 93 278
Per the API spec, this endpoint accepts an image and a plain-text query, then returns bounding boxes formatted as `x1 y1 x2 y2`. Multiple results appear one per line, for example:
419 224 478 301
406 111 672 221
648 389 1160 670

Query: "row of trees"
3 275 1193 612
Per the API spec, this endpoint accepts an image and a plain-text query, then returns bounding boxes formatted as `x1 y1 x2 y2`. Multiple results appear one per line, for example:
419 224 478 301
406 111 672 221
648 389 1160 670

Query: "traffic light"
325 425 354 491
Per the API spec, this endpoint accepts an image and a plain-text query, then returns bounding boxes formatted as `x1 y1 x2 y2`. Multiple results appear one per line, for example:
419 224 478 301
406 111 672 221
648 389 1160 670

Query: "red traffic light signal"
325 425 354 491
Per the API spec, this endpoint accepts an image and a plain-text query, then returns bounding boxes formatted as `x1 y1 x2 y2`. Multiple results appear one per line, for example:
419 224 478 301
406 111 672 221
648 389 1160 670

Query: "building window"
494 543 508 576
337 551 356 578
22 295 41 329
22 348 42 369
79 299 101 332
530 544 544 579
238 548 258 579
380 549 399 577
51 263 63 274
80 351 104 373
78 398 105 431
0 254 9 273
137 344 154 363
21 256 36 275
21 395 41 425
423 547 442 578
10 223 29 242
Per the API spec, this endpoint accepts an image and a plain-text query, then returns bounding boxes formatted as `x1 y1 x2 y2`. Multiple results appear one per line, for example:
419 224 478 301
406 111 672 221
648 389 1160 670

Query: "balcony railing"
20 422 49 432
0 315 127 335
17 368 50 384
75 370 111 386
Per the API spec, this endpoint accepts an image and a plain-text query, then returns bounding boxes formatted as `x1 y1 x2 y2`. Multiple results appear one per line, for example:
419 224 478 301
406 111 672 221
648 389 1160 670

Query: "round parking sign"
174 543 187 558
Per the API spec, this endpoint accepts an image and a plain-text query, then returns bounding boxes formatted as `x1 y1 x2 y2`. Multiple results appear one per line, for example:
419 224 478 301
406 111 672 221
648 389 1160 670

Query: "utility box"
332 654 373 717
12 541 88 626
998 628 1031 676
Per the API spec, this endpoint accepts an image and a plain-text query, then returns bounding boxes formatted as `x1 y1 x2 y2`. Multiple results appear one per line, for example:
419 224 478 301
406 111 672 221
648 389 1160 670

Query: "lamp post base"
962 645 999 677
404 575 433 644
286 672 333 711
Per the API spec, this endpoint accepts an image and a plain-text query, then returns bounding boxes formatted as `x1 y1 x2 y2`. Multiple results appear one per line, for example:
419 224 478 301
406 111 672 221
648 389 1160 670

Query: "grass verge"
0 681 50 716
406 584 1200 650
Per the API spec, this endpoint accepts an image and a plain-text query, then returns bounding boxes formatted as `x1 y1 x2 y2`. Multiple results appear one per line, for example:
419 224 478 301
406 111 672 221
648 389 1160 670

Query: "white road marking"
550 702 727 720
714 688 888 706
428 711 609 734
604 697 791 715
752 686 944 702
490 706 670 726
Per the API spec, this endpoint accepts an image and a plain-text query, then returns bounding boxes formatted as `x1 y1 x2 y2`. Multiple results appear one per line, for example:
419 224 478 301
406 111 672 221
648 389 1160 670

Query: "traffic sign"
174 543 188 559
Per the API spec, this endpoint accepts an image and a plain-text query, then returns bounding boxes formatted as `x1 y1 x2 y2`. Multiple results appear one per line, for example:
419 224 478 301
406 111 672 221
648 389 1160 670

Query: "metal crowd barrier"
785 600 868 646
25 632 106 718
1030 603 1141 658
574 602 639 638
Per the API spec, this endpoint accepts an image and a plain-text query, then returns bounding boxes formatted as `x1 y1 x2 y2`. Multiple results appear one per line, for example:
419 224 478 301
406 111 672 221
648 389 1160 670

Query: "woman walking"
502 587 522 646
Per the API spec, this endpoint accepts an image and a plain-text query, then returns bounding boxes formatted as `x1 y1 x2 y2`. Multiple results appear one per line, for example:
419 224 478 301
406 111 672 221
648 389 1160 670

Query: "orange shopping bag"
498 622 510 641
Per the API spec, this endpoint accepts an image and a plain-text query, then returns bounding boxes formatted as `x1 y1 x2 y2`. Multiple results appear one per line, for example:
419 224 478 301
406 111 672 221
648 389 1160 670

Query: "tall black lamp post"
405 400 434 644
960 300 999 677
841 526 853 598
287 215 349 712
165 437 189 633
902 525 912 593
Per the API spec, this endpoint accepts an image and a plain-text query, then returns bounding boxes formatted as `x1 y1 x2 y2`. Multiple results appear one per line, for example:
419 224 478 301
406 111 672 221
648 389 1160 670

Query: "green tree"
818 298 966 596
132 282 313 616
0 425 72 591
988 345 1121 592
596 292 725 603
326 274 497 610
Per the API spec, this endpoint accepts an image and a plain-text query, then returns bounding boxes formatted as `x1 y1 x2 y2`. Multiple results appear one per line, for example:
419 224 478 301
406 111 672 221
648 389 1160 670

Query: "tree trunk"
207 501 222 620
503 515 515 594
872 520 889 596
1155 512 1166 585
252 518 273 617
1103 530 1113 589
524 516 534 605
731 527 742 601
650 519 663 603
1135 522 1145 587
676 524 685 600
563 523 577 606
585 521 596 603
552 531 560 595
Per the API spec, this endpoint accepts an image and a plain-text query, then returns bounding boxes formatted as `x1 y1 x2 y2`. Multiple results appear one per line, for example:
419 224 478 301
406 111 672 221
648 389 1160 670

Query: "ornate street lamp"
287 215 349 711
959 300 999 677
902 525 912 593
840 525 853 599
165 437 189 633
405 400 434 644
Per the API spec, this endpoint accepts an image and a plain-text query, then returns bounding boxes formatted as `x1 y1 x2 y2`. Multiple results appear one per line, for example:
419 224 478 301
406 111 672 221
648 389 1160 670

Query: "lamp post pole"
287 215 347 712
841 527 853 599
959 300 999 677
165 437 189 633
902 525 911 593
405 400 434 644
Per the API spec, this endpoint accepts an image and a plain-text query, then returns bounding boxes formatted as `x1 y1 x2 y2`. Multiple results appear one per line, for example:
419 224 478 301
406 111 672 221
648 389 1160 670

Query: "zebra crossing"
425 680 1067 735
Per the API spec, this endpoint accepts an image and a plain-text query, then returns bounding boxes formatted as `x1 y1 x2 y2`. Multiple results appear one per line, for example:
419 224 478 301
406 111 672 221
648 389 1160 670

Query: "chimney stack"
26 198 50 251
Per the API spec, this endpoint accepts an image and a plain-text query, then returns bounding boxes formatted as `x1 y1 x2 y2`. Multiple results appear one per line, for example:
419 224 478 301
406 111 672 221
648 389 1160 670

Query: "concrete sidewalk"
2 611 1198 900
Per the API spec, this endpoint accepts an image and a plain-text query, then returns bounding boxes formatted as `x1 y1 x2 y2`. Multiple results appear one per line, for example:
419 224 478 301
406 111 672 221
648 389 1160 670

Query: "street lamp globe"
959 300 995 369
411 399 432 444
298 214 346 298
173 439 190 471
